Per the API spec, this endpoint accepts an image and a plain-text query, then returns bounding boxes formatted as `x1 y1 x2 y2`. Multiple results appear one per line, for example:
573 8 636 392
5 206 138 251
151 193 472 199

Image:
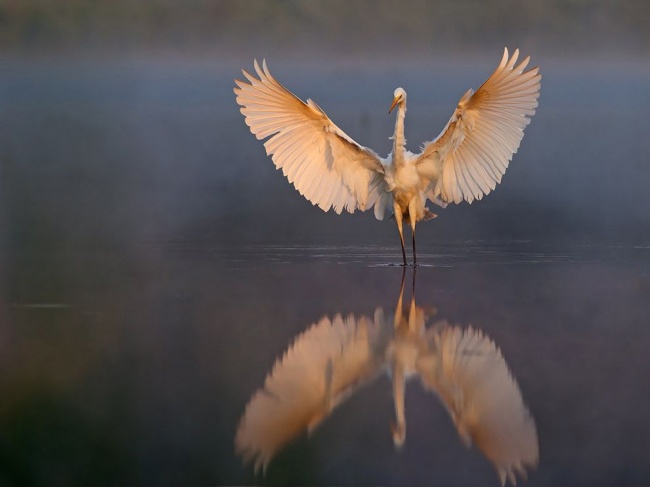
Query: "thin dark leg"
395 226 406 266
412 229 417 267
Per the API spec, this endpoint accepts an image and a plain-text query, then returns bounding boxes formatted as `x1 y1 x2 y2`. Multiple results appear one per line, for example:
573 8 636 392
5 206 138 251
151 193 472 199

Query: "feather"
415 48 541 204
235 48 540 264
234 60 386 215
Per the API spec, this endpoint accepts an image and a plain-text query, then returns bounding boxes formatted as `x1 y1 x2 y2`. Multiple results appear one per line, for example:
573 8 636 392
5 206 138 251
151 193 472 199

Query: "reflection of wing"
235 310 391 472
418 324 538 486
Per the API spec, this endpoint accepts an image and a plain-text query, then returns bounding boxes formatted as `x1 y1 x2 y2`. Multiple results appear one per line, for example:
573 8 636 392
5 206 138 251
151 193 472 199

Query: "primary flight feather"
234 48 541 265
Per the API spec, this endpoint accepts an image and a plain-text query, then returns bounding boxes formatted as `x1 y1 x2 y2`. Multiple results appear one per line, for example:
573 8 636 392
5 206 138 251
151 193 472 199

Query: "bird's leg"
408 198 418 267
412 227 417 267
394 205 407 266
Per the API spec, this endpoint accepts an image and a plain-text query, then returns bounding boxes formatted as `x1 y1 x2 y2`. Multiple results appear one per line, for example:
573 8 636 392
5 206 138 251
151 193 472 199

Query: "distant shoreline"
1 0 648 59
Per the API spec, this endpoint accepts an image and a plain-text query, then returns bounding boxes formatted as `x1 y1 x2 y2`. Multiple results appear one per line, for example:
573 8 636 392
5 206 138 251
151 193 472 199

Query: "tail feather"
423 208 438 221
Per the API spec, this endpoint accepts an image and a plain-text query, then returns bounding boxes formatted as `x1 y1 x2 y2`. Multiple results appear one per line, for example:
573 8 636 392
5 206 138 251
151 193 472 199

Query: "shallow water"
2 241 650 485
1 56 650 485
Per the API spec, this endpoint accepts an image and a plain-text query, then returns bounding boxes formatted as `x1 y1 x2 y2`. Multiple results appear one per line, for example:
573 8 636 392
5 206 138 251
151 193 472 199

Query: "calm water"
1 56 650 485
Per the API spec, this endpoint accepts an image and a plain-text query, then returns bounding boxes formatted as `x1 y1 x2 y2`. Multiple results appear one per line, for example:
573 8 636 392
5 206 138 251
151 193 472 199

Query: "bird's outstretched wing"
415 48 541 204
417 324 538 486
235 310 392 473
235 60 387 216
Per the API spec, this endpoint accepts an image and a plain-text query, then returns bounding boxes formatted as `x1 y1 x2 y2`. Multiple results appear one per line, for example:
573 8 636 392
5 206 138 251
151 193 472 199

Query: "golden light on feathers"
235 49 541 265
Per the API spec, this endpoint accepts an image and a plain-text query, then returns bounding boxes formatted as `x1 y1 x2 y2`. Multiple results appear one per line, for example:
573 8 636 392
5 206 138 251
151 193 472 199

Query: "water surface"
1 57 650 485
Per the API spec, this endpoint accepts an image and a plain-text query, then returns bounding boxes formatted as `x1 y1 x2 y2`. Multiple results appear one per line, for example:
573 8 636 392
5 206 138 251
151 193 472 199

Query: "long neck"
392 102 406 165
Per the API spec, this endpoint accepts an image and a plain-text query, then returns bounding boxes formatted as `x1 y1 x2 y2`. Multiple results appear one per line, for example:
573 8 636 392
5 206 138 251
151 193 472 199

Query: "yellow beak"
389 96 400 114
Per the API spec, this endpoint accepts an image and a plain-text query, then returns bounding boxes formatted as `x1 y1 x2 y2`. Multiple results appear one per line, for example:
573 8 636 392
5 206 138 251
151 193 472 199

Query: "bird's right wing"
235 60 388 216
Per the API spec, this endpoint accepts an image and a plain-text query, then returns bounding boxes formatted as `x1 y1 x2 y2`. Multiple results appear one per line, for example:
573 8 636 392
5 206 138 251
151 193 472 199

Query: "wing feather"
415 48 541 204
235 60 387 215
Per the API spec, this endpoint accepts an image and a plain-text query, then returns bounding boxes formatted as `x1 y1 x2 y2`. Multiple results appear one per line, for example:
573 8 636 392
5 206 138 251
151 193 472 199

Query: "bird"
235 270 538 485
234 48 541 265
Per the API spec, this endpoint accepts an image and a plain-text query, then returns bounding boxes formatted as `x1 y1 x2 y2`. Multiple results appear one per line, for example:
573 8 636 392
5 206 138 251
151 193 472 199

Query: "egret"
234 48 541 265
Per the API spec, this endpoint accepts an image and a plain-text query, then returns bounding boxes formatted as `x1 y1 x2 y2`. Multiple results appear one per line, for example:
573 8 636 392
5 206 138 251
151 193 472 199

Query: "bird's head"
389 87 407 113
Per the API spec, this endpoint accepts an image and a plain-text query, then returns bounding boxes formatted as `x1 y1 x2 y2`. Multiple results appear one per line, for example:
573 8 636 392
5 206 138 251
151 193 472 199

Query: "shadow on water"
236 268 538 486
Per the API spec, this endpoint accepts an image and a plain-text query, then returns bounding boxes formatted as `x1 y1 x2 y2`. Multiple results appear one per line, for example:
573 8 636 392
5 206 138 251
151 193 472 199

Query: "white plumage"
235 48 541 265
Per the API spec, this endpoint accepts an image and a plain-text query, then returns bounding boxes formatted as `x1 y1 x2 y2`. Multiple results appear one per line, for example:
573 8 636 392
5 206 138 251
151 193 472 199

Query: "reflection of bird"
235 310 393 473
235 270 538 485
234 49 541 265
417 326 538 486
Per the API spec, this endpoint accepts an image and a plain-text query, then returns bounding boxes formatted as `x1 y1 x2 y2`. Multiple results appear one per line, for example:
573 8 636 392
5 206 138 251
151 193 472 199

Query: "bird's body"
234 49 541 264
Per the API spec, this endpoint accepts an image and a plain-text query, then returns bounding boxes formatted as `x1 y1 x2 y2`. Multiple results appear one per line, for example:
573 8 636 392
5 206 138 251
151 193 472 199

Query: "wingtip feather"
501 47 509 67
506 48 520 70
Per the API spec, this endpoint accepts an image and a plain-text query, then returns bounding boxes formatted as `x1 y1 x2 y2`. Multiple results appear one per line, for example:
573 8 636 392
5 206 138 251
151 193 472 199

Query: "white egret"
234 48 541 265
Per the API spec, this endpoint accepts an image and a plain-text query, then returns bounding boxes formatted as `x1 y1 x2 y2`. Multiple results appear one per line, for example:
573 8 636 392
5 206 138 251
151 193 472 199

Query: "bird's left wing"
235 60 387 216
415 48 541 204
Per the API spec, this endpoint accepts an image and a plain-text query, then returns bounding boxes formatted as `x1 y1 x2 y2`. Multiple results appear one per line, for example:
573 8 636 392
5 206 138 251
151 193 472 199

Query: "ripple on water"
139 240 649 269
